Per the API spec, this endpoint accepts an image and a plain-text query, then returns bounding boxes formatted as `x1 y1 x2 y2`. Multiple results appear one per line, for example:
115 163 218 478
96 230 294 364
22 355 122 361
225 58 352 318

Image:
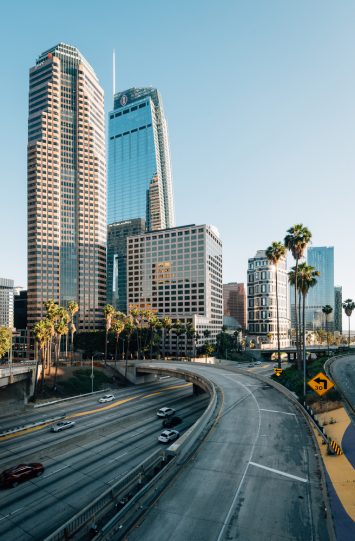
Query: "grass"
55 368 113 396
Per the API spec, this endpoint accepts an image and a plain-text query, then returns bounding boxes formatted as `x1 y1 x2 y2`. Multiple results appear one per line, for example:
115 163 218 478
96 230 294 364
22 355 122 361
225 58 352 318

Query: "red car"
0 463 44 488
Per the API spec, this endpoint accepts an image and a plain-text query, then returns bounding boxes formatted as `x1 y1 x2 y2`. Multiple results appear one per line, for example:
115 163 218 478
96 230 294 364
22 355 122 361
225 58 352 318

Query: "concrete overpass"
0 363 37 401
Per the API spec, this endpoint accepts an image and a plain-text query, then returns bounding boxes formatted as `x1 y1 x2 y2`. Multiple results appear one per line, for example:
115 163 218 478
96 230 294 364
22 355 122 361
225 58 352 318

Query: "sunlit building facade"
0 278 14 329
27 43 106 330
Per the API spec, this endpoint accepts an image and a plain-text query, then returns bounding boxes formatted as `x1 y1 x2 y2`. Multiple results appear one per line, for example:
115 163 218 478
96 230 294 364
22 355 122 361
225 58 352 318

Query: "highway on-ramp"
329 354 355 413
127 363 331 541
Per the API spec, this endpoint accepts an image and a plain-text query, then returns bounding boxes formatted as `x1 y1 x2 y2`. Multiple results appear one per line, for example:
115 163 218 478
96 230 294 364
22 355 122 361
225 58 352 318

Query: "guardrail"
44 365 222 541
0 415 66 437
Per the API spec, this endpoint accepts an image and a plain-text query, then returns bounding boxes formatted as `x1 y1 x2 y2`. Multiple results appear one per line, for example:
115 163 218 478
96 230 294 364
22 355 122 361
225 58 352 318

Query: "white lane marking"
160 376 170 379
42 465 69 479
260 408 296 416
0 507 24 522
216 374 262 541
108 451 128 463
249 461 308 483
128 431 144 438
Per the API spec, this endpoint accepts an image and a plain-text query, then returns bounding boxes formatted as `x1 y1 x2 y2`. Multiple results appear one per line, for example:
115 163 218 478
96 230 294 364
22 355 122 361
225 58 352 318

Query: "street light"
91 356 94 393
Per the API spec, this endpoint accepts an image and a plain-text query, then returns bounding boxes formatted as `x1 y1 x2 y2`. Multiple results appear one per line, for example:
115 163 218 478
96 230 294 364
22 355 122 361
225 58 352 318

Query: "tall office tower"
334 286 342 333
0 278 14 328
223 282 246 328
108 87 175 230
306 247 334 330
247 250 290 348
126 225 223 354
107 219 146 313
27 43 106 330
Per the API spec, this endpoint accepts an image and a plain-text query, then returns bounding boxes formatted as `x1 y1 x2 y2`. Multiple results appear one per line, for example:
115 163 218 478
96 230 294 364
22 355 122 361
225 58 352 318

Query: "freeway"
329 354 355 412
127 363 331 541
0 377 208 540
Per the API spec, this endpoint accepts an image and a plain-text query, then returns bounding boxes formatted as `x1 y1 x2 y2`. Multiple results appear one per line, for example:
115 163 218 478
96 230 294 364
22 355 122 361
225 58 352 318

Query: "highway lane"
128 363 330 541
330 355 355 411
0 377 208 540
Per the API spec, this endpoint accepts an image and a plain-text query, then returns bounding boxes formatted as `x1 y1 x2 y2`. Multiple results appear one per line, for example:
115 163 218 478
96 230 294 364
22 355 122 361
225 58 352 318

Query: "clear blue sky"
1 1 355 311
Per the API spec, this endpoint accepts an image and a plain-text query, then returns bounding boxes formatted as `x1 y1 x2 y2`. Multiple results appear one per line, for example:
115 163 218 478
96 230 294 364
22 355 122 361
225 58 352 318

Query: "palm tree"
160 316 172 359
266 241 287 369
185 324 196 359
284 224 312 369
53 317 68 388
322 305 333 357
111 316 125 362
44 299 59 374
103 304 116 363
342 299 355 347
124 315 135 377
33 319 52 393
67 300 79 362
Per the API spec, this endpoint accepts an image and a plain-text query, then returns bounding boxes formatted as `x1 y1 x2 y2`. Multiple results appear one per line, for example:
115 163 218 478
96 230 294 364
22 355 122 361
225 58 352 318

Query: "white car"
51 420 75 432
255 361 262 365
158 429 180 443
156 407 176 418
99 394 115 403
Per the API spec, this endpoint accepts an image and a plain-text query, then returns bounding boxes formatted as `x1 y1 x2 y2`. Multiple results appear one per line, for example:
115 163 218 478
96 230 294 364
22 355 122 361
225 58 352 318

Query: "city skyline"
1 1 355 322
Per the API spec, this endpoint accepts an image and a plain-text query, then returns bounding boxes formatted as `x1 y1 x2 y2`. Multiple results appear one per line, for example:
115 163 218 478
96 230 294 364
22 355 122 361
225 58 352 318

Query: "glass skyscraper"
107 87 175 230
27 44 106 330
305 247 335 330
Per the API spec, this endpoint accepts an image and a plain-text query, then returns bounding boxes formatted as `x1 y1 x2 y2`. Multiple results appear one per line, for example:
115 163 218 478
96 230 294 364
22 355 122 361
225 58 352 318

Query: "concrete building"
247 250 290 348
0 278 14 328
27 43 106 330
223 282 246 328
334 286 342 333
107 219 146 313
126 224 223 353
306 247 334 330
108 87 175 230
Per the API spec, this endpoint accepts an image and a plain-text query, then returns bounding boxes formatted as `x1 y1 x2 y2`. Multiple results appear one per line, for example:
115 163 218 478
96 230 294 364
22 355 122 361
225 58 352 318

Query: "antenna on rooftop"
112 49 116 97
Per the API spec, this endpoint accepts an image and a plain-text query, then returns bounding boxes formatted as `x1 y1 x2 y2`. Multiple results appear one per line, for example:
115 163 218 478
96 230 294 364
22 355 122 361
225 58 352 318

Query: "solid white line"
42 465 69 479
249 461 308 483
260 408 296 416
0 507 24 522
108 451 128 463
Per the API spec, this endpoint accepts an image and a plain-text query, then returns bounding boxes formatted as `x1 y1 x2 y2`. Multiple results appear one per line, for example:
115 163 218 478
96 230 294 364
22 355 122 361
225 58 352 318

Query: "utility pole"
91 356 94 393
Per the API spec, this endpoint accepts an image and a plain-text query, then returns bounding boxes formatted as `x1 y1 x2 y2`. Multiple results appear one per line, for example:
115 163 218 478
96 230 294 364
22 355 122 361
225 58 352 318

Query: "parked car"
0 463 44 488
51 420 75 432
158 429 180 443
162 416 182 428
99 394 115 403
156 407 176 418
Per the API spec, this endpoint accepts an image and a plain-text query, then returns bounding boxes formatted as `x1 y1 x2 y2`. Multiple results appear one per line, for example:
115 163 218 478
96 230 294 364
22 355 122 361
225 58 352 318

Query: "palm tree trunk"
303 293 306 397
115 335 119 362
348 316 351 348
275 263 281 368
104 329 108 365
71 331 74 363
294 259 301 370
162 328 166 360
326 316 329 357
65 333 68 359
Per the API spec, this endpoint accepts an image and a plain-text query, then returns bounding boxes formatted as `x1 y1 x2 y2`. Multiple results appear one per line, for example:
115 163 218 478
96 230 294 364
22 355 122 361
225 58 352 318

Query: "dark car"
162 416 182 428
0 463 44 488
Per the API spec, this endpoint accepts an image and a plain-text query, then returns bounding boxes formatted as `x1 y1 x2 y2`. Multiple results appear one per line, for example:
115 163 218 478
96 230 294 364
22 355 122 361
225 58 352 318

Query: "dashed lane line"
249 461 308 483
260 408 296 416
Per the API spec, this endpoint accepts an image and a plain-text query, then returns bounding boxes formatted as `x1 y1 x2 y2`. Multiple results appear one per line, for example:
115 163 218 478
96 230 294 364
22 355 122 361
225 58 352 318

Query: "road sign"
307 372 334 396
274 367 282 377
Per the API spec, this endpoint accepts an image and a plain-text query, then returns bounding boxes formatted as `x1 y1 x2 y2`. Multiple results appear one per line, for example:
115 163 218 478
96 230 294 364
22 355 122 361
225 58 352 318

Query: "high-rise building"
108 87 175 230
27 43 106 330
126 224 223 353
223 282 246 328
334 286 342 333
247 250 290 347
0 278 14 328
14 289 27 330
107 219 146 313
305 247 334 330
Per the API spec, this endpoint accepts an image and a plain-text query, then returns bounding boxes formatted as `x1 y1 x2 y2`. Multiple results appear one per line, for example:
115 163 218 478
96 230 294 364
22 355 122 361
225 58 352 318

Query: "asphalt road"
127 363 330 541
330 355 355 411
0 377 208 540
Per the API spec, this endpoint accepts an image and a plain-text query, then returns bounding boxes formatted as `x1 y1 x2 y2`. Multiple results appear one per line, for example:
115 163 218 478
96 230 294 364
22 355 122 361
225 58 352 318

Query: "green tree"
205 342 214 361
322 305 333 357
103 304 116 363
0 327 11 359
284 224 312 369
342 299 355 347
266 241 287 368
67 300 79 361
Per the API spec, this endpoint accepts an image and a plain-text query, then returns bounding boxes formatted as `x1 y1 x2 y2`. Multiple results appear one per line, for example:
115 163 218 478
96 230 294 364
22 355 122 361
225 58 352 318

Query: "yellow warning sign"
274 367 282 377
307 372 334 396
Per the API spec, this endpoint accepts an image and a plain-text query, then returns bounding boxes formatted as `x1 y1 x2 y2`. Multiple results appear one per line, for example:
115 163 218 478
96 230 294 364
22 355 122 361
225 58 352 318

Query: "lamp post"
91 356 94 393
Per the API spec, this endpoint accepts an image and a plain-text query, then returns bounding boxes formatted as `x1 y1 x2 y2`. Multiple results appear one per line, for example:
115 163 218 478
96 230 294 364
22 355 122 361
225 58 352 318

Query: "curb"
33 388 112 408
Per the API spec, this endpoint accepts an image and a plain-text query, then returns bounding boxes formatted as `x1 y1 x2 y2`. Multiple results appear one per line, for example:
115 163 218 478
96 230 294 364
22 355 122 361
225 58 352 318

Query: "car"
248 363 255 367
255 361 262 365
158 429 180 443
99 394 115 403
162 416 182 428
0 463 44 488
157 407 176 418
51 420 75 432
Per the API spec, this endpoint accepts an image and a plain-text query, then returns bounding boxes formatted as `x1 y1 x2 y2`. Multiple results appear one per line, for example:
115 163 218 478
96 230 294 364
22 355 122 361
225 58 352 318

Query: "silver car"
51 420 75 432
157 407 176 418
99 394 115 403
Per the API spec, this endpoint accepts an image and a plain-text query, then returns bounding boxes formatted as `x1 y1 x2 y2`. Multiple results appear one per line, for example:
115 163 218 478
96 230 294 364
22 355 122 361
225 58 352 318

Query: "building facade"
247 250 290 348
305 247 334 330
107 219 146 313
126 224 223 353
334 286 342 333
223 282 246 328
27 43 106 330
0 278 14 328
107 87 175 230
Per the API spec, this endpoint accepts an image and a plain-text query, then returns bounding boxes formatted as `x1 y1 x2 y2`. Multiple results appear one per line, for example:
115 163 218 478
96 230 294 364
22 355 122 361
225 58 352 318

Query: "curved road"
330 355 355 411
128 363 330 541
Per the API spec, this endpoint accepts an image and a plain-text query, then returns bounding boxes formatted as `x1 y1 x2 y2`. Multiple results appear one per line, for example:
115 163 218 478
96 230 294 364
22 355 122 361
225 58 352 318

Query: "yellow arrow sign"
274 367 282 377
307 371 334 396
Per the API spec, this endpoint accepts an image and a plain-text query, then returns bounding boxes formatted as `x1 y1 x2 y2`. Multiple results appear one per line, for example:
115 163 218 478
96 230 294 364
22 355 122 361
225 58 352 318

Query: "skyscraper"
107 87 175 230
27 43 106 330
223 282 246 328
305 247 334 330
